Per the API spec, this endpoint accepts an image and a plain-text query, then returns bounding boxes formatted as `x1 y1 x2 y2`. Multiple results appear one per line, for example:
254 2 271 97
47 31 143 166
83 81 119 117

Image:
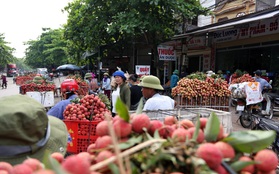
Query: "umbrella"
56 64 81 71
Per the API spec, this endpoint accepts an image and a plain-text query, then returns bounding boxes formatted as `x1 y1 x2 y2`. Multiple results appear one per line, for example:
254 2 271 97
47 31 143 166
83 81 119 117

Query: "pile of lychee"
0 113 278 174
63 94 109 121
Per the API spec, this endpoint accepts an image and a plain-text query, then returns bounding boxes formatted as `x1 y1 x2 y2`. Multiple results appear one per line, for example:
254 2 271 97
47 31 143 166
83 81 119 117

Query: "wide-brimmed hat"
254 70 262 76
173 70 179 74
138 75 163 90
84 72 93 79
113 70 126 80
103 72 109 76
0 95 68 165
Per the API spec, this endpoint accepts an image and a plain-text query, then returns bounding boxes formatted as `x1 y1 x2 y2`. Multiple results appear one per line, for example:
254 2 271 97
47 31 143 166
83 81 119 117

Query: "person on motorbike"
253 70 272 115
253 70 272 93
47 79 79 120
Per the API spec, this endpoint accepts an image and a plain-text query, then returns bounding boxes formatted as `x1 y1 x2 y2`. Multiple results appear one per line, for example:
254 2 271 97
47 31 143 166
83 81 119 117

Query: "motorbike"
237 98 262 128
263 92 279 119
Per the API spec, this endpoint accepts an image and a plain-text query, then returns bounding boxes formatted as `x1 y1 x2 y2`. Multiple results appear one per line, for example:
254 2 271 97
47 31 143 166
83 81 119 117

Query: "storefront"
173 6 279 78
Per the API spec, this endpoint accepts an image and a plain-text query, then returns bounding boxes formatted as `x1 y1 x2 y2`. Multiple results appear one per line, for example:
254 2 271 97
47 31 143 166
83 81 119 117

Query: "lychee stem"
105 112 126 174
90 139 166 171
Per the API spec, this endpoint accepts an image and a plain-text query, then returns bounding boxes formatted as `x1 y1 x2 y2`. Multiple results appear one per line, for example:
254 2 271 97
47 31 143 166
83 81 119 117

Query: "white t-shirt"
111 86 120 113
143 93 174 111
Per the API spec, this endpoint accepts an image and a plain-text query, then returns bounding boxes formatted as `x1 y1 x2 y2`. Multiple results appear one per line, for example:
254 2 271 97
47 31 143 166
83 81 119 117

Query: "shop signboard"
213 17 279 43
157 45 176 61
135 65 150 76
187 36 206 49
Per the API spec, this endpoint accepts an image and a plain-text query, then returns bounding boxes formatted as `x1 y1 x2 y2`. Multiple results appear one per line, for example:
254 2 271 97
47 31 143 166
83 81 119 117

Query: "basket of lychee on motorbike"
230 82 265 128
63 94 111 154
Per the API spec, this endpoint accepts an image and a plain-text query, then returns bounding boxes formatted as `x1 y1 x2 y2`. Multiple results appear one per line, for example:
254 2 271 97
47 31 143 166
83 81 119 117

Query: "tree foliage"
24 28 69 70
63 0 209 61
0 33 15 70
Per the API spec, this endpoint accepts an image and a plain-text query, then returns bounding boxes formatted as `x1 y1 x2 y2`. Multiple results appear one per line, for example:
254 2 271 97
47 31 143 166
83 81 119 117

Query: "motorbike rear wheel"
239 110 253 128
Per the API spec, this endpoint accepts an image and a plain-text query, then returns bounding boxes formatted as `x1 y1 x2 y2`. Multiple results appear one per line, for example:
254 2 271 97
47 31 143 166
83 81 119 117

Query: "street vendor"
47 79 79 120
139 75 175 111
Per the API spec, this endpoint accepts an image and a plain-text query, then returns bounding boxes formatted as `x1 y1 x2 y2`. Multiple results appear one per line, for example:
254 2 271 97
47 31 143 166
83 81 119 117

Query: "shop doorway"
188 55 202 73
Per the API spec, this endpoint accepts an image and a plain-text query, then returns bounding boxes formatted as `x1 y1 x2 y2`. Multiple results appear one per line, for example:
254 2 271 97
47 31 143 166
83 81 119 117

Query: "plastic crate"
64 120 101 154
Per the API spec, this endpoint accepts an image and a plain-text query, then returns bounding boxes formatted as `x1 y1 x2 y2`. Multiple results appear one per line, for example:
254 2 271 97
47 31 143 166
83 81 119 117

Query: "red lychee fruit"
22 158 43 171
239 156 255 173
164 116 177 125
62 155 90 174
0 162 13 173
196 143 222 169
95 135 113 149
113 119 132 138
187 127 205 143
214 141 235 159
95 150 114 163
254 149 278 172
10 164 33 174
179 119 194 129
0 170 9 174
148 120 166 137
87 143 96 154
162 125 176 138
199 117 208 130
96 120 109 136
171 128 191 142
213 164 228 174
50 152 64 164
131 113 150 133
77 152 93 163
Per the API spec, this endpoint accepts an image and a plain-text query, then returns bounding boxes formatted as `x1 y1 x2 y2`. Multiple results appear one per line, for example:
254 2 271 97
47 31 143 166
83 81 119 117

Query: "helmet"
61 79 79 93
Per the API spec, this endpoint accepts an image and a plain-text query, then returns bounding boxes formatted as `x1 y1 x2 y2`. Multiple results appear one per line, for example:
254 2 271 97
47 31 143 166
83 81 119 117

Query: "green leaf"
192 114 200 141
230 160 257 172
118 136 143 150
109 163 120 174
115 97 130 122
222 130 276 153
153 129 161 139
135 97 144 114
204 113 220 142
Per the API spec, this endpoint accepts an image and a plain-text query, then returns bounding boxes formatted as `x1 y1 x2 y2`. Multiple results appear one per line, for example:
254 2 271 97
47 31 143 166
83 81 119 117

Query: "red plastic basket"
64 120 101 154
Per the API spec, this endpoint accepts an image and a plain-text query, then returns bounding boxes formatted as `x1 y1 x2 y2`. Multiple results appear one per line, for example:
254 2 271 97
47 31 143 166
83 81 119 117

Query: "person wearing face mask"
128 74 143 110
111 70 131 116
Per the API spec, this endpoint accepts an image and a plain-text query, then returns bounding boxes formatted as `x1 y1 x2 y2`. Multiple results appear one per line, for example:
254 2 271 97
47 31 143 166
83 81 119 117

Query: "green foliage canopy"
63 0 209 59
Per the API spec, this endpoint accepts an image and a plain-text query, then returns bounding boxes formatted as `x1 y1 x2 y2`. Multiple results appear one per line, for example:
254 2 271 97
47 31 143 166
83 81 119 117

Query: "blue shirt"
170 74 179 88
254 77 272 92
47 94 78 120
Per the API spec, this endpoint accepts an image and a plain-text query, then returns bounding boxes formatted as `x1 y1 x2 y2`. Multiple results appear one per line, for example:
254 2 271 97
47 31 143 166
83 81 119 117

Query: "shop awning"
173 10 279 39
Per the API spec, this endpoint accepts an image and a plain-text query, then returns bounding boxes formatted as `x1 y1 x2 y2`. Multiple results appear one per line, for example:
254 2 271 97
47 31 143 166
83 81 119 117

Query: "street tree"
0 33 15 71
24 28 69 70
63 0 208 75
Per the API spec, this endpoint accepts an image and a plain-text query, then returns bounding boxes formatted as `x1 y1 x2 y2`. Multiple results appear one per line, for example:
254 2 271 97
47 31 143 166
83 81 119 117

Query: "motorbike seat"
259 117 279 133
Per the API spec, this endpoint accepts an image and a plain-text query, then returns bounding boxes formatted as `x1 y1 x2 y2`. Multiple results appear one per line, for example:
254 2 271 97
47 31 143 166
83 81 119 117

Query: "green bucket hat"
0 95 68 165
173 70 179 74
138 75 163 90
